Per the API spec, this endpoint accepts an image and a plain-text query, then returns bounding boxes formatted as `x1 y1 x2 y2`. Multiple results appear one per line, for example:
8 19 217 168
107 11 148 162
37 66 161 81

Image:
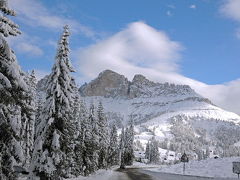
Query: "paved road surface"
117 168 154 180
116 168 238 180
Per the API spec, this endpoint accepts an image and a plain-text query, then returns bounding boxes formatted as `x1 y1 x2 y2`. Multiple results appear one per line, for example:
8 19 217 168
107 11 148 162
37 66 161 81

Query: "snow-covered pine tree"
74 100 88 176
0 0 21 37
21 70 37 165
80 108 92 176
34 78 46 138
145 141 150 160
123 127 129 165
97 101 109 169
119 127 126 169
81 103 99 176
64 80 80 177
124 120 134 165
69 87 86 177
89 103 99 171
32 25 77 179
107 124 119 166
147 137 160 164
34 91 43 138
72 89 81 138
0 0 30 178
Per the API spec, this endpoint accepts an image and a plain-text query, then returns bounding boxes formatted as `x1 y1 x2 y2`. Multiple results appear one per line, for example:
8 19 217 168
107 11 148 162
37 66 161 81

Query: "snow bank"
17 168 127 180
131 161 160 168
149 157 240 178
66 168 129 180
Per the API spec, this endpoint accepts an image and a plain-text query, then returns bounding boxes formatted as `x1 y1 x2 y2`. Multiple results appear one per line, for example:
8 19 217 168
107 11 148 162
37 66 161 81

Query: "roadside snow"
17 168 127 180
66 168 129 180
148 157 240 178
131 161 160 168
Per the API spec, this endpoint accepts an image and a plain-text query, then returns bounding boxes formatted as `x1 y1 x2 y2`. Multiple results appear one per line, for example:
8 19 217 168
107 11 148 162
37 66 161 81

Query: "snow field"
149 157 240 178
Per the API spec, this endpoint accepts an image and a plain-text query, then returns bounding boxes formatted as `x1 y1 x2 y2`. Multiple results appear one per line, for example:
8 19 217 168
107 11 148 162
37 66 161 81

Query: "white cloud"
9 0 96 38
221 0 240 39
17 42 43 56
190 5 197 9
206 79 240 115
74 21 240 115
8 33 44 57
220 0 240 22
74 22 182 81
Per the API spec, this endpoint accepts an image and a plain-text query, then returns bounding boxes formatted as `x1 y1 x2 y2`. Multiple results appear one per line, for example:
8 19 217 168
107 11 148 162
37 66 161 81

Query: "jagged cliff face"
80 70 129 98
80 70 202 99
129 74 198 99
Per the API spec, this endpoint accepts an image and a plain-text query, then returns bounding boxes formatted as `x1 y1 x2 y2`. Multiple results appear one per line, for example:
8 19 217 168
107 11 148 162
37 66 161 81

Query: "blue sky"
7 0 240 114
9 0 240 84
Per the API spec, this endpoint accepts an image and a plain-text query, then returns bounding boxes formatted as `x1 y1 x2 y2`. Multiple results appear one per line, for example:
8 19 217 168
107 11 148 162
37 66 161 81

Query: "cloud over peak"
74 21 183 81
74 21 240 115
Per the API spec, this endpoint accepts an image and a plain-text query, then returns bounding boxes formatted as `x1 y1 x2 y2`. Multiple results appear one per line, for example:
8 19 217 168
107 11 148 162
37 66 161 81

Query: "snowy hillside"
78 70 240 155
79 70 240 124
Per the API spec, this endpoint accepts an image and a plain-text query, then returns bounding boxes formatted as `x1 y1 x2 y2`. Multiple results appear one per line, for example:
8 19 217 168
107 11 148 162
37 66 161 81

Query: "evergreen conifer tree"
97 101 109 169
73 100 87 176
32 25 77 179
124 121 134 165
21 70 37 165
81 103 99 176
145 137 160 164
108 124 119 166
145 141 150 160
0 0 30 178
119 127 126 169
89 103 99 171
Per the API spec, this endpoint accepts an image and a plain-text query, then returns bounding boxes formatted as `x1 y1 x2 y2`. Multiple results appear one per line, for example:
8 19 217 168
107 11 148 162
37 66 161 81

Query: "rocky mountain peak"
98 69 120 78
132 74 155 87
79 69 202 99
79 69 129 98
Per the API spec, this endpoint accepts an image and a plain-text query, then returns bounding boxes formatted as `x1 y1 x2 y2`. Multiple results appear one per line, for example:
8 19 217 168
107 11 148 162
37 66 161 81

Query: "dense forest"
0 1 134 179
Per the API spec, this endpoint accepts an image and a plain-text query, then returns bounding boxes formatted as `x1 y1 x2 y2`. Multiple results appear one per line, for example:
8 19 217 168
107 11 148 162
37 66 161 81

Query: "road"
117 168 154 180
116 168 237 180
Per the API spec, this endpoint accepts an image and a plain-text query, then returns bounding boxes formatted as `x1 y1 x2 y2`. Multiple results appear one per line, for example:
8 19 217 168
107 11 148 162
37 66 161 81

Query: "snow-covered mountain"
37 69 240 154
79 70 240 152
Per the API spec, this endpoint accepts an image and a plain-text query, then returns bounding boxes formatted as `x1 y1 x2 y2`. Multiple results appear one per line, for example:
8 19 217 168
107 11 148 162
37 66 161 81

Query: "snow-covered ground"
66 163 159 180
130 161 160 168
148 157 240 179
66 168 128 180
17 168 127 180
